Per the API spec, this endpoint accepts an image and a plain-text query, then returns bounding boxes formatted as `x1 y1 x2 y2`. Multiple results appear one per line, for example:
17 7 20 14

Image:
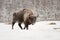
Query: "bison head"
29 14 39 25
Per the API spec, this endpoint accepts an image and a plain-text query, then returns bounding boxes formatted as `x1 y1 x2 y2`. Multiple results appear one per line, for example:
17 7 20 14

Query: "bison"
12 9 39 30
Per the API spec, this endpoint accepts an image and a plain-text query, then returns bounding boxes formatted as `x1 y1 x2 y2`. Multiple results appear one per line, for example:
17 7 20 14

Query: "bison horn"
36 14 39 17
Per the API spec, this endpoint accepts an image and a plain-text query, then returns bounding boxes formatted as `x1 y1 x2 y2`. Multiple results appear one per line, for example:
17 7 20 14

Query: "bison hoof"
12 28 14 30
21 28 24 30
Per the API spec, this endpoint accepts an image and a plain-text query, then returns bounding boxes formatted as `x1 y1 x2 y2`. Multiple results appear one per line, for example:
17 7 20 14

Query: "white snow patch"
0 21 60 40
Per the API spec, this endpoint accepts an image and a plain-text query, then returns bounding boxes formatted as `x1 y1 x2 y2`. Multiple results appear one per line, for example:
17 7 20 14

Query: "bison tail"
13 12 16 16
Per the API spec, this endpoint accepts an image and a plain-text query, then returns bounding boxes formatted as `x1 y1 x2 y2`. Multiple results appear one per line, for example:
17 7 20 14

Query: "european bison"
12 9 39 30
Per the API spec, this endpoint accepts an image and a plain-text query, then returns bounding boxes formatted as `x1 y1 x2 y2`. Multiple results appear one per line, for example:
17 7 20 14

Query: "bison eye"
29 17 32 20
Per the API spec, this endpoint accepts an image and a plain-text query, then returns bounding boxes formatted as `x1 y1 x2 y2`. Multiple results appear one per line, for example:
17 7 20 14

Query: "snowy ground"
0 21 60 40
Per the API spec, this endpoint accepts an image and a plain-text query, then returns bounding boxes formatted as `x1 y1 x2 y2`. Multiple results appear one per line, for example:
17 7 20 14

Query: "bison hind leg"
12 21 16 29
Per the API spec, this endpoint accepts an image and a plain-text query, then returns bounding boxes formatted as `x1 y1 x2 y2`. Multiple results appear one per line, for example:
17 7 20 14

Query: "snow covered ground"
0 21 60 40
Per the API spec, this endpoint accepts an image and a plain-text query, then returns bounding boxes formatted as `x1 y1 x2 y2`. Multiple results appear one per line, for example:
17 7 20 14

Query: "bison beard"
12 9 37 30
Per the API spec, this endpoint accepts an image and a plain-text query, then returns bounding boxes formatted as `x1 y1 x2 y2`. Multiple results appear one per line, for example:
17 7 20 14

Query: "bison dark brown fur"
12 9 38 30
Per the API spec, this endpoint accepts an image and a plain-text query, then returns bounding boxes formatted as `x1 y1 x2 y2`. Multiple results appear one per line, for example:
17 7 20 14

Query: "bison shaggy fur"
12 9 38 30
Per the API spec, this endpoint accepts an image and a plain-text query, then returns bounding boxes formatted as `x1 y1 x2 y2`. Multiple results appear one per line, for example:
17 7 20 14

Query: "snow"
0 21 60 40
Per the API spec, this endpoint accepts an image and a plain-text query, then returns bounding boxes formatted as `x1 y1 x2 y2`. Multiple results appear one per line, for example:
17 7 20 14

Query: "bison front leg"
18 23 23 30
24 24 29 30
